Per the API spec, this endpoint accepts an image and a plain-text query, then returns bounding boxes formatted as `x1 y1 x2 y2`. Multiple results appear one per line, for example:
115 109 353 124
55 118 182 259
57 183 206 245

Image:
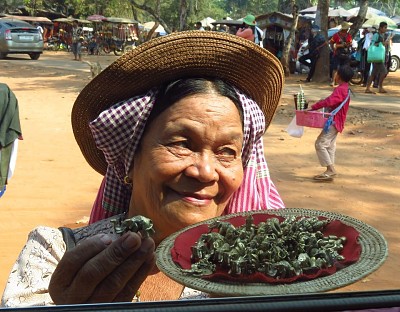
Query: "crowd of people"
296 20 394 93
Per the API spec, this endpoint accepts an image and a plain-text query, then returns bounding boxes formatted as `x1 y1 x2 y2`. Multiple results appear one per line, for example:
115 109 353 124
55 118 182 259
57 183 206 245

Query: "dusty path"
0 51 399 298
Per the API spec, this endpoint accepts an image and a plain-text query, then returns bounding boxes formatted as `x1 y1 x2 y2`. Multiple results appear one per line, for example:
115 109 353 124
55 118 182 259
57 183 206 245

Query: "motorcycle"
101 37 137 56
349 51 363 85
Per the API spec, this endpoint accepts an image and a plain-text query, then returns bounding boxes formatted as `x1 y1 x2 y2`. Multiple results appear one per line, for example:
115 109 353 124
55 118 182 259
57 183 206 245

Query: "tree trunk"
179 0 188 31
281 1 299 77
312 0 330 83
129 0 171 34
349 0 368 39
146 0 161 40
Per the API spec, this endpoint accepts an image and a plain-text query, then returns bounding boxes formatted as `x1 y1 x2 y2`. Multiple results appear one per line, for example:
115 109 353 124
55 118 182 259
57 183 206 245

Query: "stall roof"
256 12 293 30
211 19 242 26
103 17 139 24
53 17 92 24
0 14 53 24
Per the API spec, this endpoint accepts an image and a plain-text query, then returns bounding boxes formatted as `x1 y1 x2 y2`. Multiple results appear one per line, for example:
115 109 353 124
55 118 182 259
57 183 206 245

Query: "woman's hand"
49 232 155 304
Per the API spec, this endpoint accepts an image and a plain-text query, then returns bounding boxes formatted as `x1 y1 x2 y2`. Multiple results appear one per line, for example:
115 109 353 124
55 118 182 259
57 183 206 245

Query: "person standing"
298 25 327 82
194 22 205 31
330 21 352 87
1 31 285 307
34 22 43 35
236 14 256 42
365 22 390 94
308 65 353 181
71 20 83 61
357 27 374 87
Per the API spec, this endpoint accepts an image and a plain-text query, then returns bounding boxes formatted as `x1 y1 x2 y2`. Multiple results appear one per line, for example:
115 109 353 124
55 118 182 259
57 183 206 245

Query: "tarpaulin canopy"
103 17 138 24
0 15 53 24
87 14 105 22
328 7 353 17
200 17 216 27
142 21 165 33
53 17 92 24
362 15 397 29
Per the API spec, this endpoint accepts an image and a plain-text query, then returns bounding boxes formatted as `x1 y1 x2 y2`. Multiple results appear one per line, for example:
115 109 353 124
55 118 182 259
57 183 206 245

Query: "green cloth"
0 83 22 187
0 83 22 148
0 143 12 187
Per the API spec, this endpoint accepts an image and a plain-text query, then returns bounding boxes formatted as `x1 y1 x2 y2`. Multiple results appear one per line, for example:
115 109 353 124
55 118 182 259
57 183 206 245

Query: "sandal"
313 173 334 181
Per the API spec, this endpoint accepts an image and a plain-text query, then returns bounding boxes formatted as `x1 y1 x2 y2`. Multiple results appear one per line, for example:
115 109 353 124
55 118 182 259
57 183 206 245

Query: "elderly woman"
2 31 284 307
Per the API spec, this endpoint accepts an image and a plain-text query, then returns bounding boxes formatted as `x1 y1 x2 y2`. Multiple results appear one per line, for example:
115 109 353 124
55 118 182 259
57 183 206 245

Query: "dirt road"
0 51 399 297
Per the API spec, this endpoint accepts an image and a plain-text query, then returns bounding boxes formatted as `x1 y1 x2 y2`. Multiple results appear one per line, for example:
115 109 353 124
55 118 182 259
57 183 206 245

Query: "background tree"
280 2 299 76
0 0 24 13
348 0 368 39
179 0 188 30
312 0 330 83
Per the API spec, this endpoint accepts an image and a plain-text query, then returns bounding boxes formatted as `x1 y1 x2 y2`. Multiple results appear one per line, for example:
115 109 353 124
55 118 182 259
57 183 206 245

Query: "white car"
389 30 400 72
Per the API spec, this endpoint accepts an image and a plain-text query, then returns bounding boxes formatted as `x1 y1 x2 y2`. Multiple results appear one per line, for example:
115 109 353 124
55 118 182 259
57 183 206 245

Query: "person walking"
308 65 353 181
365 22 391 94
298 25 327 82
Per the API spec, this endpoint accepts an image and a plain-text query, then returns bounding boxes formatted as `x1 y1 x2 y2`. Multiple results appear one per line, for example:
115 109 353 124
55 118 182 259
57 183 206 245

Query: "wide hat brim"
72 30 284 176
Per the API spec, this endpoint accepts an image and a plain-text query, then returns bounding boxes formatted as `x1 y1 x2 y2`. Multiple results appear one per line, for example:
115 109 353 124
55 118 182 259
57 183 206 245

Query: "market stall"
256 12 294 58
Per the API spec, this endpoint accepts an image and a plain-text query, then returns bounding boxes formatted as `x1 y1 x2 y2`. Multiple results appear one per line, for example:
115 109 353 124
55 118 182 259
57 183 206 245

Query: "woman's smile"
171 189 214 206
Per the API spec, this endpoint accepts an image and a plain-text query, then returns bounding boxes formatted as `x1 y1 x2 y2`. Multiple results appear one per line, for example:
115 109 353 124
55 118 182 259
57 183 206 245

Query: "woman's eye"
218 147 238 159
169 140 189 149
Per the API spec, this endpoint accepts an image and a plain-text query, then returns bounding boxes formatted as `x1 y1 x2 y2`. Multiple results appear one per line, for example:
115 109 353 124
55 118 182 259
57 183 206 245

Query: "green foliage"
224 0 279 18
7 0 400 28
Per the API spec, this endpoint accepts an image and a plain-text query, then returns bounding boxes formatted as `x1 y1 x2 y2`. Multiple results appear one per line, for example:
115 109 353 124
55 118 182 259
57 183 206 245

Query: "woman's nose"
185 153 219 182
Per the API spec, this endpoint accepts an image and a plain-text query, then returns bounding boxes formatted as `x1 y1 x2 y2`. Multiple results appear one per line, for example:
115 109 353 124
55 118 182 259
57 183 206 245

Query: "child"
308 65 353 181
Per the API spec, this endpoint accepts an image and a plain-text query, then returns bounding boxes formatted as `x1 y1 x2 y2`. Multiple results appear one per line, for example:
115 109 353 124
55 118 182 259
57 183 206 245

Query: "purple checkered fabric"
89 87 284 223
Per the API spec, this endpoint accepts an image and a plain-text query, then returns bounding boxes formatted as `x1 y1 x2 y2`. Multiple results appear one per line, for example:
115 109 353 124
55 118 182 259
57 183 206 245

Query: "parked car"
389 30 400 72
0 18 43 60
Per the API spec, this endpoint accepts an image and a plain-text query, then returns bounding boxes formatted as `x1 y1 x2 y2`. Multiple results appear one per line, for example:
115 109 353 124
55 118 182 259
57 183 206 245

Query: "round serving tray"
156 208 388 296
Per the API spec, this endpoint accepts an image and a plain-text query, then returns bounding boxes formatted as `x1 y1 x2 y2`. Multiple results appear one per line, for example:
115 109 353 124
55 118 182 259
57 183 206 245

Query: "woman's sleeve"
1 227 66 307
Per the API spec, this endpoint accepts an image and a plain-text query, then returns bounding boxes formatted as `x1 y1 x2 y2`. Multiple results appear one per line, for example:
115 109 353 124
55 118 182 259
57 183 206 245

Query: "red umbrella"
87 14 106 22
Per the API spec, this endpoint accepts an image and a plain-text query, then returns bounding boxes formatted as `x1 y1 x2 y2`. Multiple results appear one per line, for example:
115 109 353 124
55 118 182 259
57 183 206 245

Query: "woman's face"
129 94 244 244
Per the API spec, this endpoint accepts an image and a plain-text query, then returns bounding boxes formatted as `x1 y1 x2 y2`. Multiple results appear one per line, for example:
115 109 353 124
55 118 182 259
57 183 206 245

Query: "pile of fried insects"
181 215 347 279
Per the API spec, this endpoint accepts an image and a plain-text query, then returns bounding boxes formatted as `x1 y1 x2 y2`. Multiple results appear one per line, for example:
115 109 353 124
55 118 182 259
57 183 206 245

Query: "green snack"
182 215 346 279
111 215 155 238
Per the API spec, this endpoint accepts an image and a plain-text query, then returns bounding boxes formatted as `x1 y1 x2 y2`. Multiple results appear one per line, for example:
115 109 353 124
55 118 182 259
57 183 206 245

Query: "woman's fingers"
66 232 143 303
50 232 150 304
114 254 156 302
49 234 113 303
88 237 156 303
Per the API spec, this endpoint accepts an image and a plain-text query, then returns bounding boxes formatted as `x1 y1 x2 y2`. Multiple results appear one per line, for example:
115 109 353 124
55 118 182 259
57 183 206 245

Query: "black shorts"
332 54 350 69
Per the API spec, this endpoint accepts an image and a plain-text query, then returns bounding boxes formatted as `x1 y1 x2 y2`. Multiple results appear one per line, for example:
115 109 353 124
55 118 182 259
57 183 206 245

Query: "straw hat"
340 21 351 30
72 30 284 175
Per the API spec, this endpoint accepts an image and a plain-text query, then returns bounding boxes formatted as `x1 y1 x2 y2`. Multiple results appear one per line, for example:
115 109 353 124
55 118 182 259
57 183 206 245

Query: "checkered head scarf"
88 86 284 223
